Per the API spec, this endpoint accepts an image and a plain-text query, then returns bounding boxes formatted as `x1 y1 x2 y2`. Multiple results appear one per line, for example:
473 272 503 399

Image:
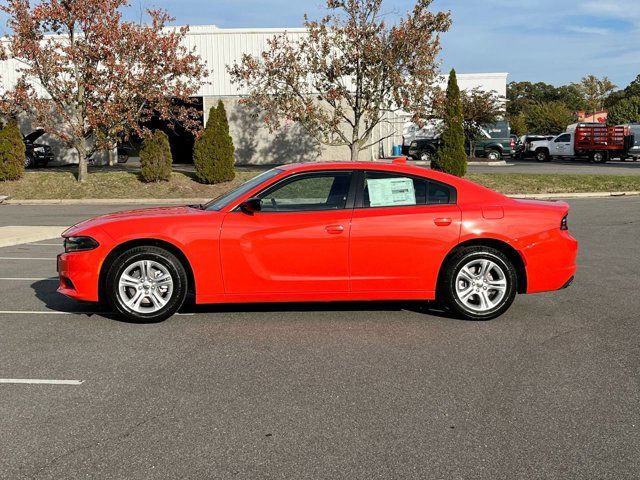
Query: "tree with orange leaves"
1 0 206 181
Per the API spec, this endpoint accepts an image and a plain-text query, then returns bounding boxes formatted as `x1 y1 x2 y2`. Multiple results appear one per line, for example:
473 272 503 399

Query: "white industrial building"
0 25 508 164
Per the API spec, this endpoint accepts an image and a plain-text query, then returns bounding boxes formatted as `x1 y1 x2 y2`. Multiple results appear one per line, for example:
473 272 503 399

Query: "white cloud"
567 26 610 36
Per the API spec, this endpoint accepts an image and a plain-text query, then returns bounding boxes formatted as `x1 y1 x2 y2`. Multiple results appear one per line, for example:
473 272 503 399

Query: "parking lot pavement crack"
28 403 178 479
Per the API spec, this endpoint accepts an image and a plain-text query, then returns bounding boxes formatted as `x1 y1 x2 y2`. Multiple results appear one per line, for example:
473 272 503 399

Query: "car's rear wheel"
105 246 187 323
486 149 501 161
420 150 434 162
440 247 517 320
24 155 34 169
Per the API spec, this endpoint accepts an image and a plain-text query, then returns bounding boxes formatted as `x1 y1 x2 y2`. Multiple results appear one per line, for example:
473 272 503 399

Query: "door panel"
220 211 352 294
350 205 461 292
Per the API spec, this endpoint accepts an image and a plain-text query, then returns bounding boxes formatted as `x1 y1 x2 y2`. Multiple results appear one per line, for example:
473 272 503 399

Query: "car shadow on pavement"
182 300 465 320
31 279 104 315
31 279 465 323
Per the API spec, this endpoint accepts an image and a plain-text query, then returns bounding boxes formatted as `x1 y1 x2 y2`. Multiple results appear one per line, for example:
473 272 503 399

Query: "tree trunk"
76 139 89 182
77 151 88 182
107 146 117 167
350 143 359 161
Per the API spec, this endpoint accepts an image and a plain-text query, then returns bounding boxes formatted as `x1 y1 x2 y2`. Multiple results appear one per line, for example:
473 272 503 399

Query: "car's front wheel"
105 246 188 322
439 247 517 320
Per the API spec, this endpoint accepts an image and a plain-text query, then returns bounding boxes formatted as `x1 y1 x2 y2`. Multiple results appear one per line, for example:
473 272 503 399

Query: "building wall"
0 25 507 165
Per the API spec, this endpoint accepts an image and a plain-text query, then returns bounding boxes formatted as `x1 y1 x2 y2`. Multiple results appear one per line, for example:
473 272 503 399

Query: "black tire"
439 247 518 321
420 149 435 162
535 149 550 162
104 246 188 323
591 151 609 163
24 155 34 169
486 149 501 161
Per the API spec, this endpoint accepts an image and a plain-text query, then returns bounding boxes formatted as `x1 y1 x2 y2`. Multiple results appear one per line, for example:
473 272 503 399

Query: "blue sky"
123 0 640 88
5 0 640 88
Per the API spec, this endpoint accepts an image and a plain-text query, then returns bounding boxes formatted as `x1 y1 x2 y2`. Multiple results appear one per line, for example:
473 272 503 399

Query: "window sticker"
367 177 416 207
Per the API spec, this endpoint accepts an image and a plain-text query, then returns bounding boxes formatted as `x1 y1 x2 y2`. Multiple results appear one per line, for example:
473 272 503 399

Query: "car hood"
23 129 47 143
63 206 207 236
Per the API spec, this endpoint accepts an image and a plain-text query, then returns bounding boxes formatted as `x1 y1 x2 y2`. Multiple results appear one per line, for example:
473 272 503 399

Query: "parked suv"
24 129 54 168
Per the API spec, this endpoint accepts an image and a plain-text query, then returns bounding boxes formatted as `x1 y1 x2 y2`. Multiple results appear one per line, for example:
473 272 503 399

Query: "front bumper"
57 248 105 302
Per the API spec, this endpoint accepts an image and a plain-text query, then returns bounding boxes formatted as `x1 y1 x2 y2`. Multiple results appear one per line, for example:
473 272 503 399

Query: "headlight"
64 236 99 253
34 146 45 153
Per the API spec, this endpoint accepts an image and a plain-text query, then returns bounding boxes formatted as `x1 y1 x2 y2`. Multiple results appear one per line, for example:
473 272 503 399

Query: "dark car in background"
620 123 640 161
469 120 516 161
24 129 54 168
407 137 442 162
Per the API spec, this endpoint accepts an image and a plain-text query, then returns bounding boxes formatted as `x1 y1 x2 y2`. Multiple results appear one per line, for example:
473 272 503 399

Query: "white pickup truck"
528 123 633 163
529 132 576 162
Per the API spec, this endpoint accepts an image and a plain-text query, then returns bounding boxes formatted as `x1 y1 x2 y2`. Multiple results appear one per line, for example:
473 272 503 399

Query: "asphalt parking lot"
1 198 639 479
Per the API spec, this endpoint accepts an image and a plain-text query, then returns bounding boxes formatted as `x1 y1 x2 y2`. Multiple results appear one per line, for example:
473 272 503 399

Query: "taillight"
560 214 569 230
510 138 516 147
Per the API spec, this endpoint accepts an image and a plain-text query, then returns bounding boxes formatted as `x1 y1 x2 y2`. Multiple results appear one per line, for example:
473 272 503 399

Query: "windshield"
203 168 282 211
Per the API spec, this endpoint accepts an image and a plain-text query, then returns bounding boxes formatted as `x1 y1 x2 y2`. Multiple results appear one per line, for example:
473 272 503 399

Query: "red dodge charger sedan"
58 160 578 322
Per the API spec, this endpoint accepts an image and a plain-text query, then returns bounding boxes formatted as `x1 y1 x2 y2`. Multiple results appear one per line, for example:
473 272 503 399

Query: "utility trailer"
534 123 634 163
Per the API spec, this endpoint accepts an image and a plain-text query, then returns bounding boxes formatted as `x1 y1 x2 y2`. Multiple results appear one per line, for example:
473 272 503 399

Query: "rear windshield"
483 120 510 139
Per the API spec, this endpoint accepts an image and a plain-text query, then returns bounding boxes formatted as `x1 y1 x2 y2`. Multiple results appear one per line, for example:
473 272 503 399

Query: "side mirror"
239 197 262 215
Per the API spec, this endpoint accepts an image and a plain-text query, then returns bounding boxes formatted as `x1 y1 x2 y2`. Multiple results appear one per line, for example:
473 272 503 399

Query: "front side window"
555 134 571 143
205 168 282 211
259 172 352 212
361 172 455 208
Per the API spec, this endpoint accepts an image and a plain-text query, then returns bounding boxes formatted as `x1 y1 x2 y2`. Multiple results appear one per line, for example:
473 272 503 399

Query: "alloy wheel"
454 258 508 313
117 260 174 314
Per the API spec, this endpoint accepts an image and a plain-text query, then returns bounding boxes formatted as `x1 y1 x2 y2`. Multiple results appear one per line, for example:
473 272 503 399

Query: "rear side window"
361 171 455 208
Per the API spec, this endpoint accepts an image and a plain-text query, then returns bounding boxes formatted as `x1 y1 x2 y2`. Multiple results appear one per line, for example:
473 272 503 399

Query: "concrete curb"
508 191 640 199
2 192 639 205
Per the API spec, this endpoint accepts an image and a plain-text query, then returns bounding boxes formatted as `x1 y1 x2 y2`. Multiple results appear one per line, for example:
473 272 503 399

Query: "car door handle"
434 217 452 227
325 225 345 234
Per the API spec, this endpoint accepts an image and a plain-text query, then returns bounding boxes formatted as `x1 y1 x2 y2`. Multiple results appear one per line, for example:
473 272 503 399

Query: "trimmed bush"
194 99 235 184
435 69 467 177
0 119 27 181
140 130 172 182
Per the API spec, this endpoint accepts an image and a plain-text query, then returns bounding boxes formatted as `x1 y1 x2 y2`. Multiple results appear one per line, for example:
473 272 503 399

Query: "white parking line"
0 379 83 385
0 310 195 316
0 278 57 281
0 257 55 260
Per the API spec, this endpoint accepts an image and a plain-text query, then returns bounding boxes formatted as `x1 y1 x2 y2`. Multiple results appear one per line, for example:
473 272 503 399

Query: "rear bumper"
523 230 578 294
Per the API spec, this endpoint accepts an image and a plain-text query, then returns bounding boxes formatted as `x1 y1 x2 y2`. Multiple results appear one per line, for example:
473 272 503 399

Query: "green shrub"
0 119 27 181
194 100 235 184
435 69 467 177
140 130 172 182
